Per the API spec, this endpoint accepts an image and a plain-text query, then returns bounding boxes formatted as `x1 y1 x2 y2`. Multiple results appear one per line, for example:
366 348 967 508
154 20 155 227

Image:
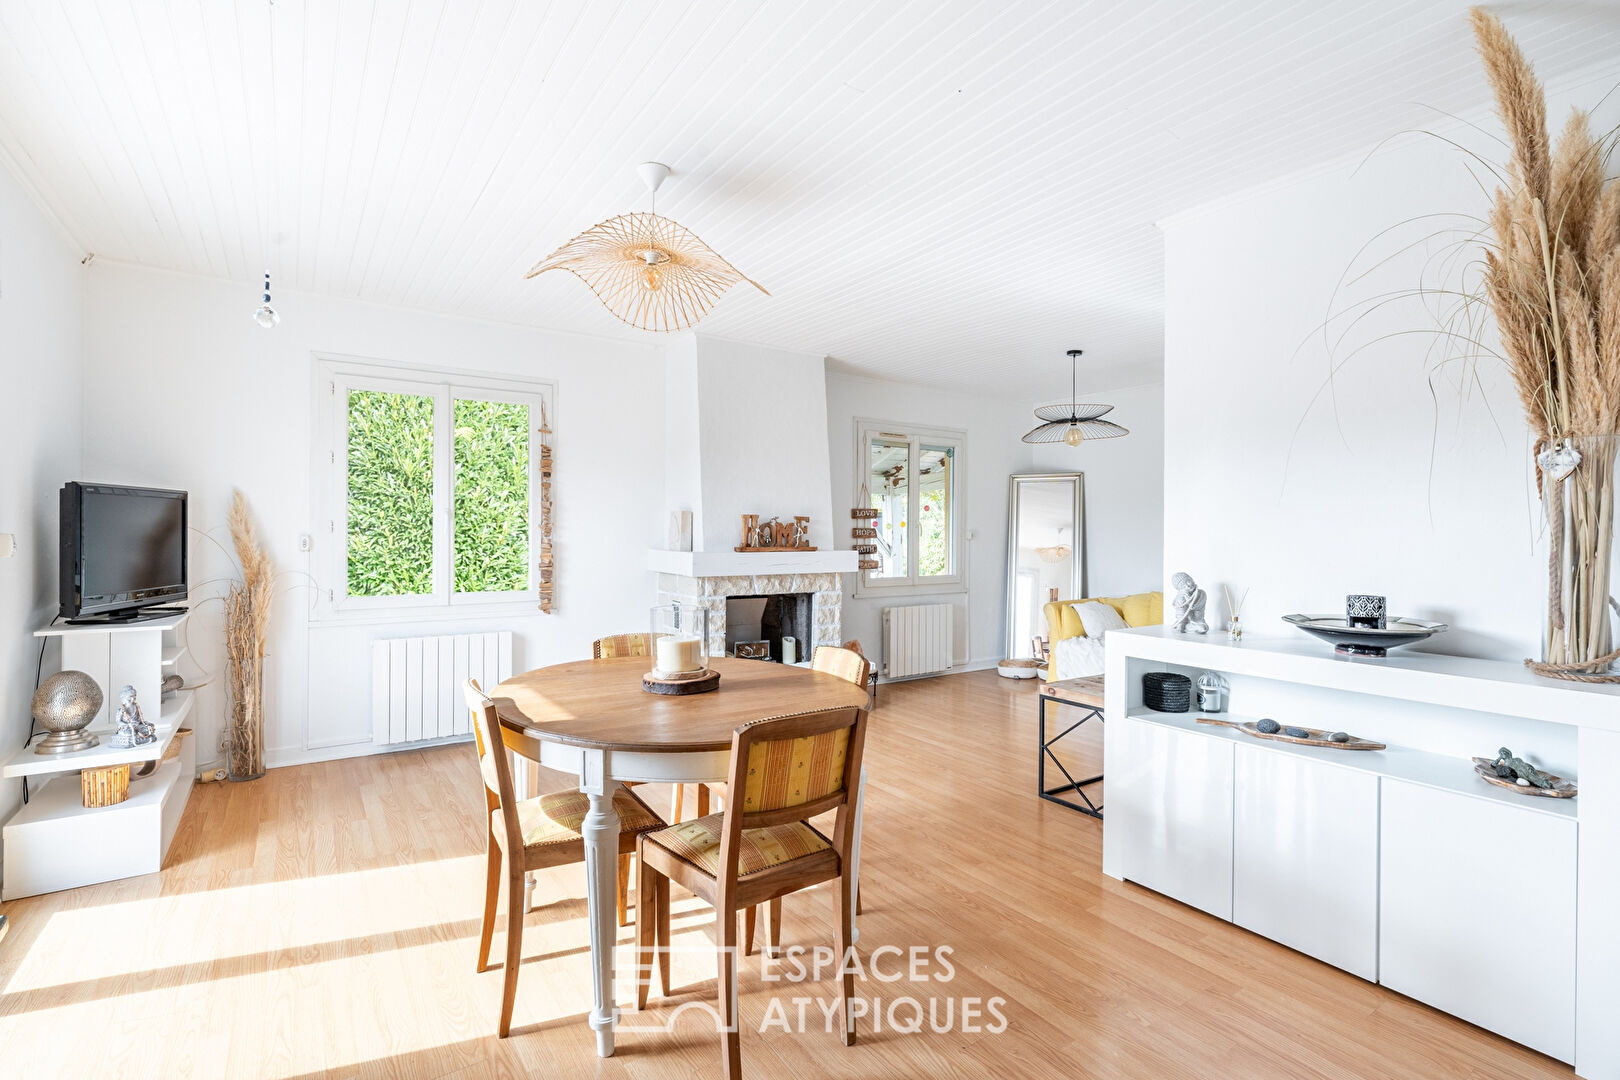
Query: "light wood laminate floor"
0 670 1571 1078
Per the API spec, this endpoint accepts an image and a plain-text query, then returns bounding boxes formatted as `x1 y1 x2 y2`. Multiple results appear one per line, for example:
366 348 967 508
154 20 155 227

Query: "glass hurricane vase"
650 602 710 677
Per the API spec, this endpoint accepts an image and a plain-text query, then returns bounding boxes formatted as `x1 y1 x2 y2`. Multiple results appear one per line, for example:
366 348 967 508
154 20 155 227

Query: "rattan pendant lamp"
525 162 768 332
1022 349 1129 446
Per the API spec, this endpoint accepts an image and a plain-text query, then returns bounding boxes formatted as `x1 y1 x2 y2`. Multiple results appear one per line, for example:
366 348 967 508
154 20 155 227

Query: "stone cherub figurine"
109 684 156 749
1170 571 1208 634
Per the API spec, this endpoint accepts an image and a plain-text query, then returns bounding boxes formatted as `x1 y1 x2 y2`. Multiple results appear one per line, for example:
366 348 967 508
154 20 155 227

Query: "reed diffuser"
1224 585 1249 643
226 491 273 780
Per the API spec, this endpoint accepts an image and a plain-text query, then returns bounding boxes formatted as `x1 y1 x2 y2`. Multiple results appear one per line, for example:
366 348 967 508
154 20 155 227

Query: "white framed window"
853 420 965 596
312 355 554 620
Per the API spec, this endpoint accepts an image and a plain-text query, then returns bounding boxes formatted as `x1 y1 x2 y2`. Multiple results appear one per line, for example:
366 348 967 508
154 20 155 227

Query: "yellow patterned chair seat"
500 784 664 853
641 813 832 877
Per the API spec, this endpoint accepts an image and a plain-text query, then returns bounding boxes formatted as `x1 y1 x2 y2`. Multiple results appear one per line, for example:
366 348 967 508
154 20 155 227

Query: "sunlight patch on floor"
6 854 489 992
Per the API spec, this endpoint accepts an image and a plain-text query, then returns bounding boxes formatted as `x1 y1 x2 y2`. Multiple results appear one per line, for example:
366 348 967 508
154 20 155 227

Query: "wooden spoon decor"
1471 757 1577 799
1195 717 1385 751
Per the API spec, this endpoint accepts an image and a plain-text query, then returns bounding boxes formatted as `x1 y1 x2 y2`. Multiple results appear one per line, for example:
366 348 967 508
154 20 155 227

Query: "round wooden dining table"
490 654 870 1058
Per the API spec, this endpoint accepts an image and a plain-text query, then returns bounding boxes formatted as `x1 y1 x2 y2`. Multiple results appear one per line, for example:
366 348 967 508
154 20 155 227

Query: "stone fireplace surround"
656 571 843 662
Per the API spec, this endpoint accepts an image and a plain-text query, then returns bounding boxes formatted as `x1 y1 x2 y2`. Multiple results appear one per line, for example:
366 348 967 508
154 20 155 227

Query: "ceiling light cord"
1070 350 1078 421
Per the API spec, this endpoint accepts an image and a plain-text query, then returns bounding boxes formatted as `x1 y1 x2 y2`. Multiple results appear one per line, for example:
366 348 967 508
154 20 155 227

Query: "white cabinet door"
1113 717 1234 919
1232 747 1378 981
1380 779 1576 1063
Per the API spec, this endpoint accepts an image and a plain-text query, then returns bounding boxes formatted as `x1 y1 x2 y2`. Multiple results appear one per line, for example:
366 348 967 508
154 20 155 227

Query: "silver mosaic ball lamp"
30 670 103 754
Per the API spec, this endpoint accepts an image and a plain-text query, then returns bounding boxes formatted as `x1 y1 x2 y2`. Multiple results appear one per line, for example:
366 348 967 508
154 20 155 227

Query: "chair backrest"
714 706 868 886
593 633 655 659
463 678 522 850
813 645 870 689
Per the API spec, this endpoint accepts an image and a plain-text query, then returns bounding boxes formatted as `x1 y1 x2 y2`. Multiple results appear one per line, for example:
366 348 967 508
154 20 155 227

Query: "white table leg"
579 748 620 1057
849 764 868 944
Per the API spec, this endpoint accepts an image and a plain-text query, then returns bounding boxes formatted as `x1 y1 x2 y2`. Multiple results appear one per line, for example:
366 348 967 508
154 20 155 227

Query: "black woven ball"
1142 672 1193 713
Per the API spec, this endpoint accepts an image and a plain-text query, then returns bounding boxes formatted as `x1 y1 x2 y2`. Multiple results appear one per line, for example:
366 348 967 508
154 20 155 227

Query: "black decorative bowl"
1283 614 1448 657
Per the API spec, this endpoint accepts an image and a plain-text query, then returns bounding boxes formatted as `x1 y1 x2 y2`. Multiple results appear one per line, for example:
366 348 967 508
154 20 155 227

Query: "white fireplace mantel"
647 549 858 577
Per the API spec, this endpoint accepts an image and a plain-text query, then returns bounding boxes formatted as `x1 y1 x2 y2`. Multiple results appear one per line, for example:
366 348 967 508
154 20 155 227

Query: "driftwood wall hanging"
736 514 816 552
538 401 554 613
852 484 880 570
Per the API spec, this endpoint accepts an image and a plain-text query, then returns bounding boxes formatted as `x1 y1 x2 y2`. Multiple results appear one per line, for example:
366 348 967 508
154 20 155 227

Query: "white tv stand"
2 612 196 900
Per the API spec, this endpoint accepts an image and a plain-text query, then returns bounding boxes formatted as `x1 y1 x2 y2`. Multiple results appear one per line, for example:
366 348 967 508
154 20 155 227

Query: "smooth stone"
1284 726 1310 738
1516 777 1530 787
1329 731 1350 743
1256 718 1281 734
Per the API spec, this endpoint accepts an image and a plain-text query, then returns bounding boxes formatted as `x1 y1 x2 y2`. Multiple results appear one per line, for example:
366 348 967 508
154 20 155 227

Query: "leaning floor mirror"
1005 473 1086 659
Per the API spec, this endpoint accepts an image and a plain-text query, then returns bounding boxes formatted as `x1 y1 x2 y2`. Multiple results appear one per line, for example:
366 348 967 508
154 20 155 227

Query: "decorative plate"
1282 614 1448 657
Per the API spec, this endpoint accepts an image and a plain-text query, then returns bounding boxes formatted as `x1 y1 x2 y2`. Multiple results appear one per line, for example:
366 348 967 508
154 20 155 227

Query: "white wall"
1033 381 1164 598
1162 66 1620 661
0 167 83 831
825 373 1037 669
81 263 664 768
665 334 836 553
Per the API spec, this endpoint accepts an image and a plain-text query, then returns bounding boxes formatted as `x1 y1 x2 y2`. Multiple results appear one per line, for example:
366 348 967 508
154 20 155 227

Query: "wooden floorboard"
0 669 1571 1078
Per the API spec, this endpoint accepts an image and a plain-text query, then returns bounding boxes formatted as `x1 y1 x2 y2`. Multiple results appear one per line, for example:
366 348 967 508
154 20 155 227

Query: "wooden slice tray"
643 668 721 695
1471 757 1577 798
1196 716 1385 751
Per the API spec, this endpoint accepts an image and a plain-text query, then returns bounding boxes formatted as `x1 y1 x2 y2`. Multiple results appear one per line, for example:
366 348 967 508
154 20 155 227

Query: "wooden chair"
816 646 873 918
839 639 879 710
729 645 875 959
592 633 654 660
636 704 868 1080
737 644 874 958
463 678 666 1037
592 633 719 823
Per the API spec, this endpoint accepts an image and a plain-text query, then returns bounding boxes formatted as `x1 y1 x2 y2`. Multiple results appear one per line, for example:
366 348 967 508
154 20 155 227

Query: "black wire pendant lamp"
1021 349 1129 446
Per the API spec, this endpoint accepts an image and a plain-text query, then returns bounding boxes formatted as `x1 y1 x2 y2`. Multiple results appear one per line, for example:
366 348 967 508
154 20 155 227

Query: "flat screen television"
60 483 188 621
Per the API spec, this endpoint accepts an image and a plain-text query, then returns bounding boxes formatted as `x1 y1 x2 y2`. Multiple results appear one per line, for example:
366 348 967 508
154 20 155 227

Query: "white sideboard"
1104 627 1620 1077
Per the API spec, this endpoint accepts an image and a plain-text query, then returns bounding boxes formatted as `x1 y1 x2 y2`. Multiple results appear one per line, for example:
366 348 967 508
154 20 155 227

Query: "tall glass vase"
228 655 266 781
1539 434 1619 679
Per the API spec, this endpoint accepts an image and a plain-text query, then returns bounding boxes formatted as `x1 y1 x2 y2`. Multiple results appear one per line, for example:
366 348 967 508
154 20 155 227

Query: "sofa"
1040 591 1163 681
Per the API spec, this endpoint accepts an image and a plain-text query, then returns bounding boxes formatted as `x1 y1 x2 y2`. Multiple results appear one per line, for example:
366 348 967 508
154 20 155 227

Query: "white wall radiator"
372 631 513 746
883 604 954 678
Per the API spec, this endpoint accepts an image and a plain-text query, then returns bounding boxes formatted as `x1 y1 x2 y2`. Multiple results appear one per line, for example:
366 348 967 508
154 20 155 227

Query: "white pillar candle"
782 636 797 665
656 635 703 675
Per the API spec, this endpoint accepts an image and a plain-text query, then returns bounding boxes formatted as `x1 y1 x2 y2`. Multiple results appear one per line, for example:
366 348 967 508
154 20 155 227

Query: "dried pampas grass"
1470 8 1620 678
226 490 273 778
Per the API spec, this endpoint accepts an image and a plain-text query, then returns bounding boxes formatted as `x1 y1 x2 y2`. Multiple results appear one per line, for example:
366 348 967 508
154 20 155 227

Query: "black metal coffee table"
1038 675 1104 818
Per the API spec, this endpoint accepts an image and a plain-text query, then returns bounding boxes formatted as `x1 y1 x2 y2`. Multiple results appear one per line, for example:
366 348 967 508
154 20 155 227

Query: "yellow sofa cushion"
1059 603 1084 639
1118 591 1161 628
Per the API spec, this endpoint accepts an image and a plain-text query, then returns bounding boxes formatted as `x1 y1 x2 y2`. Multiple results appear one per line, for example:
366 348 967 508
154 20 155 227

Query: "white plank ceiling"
0 0 1616 399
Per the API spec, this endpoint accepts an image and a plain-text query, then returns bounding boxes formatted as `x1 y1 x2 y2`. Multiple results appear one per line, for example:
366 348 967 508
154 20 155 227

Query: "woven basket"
1142 672 1192 713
